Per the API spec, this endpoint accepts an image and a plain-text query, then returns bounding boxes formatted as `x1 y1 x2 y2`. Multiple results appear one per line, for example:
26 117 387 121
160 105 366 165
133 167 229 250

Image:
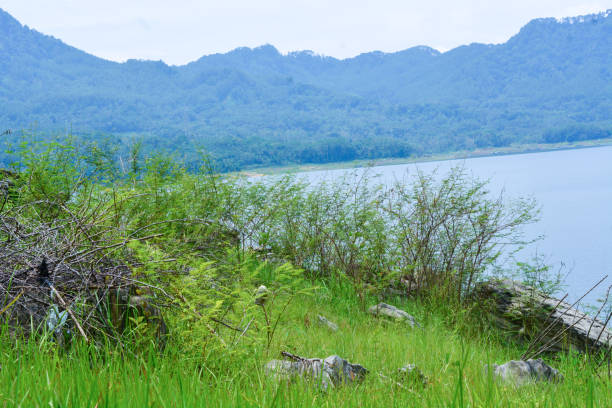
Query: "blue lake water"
299 146 612 306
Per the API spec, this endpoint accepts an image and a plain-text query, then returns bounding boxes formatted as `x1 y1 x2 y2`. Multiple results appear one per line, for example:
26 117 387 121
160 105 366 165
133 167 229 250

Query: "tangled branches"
0 189 162 342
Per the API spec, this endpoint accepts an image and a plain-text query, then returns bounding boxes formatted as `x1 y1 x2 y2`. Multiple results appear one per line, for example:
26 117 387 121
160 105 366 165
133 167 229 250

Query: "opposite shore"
239 138 612 177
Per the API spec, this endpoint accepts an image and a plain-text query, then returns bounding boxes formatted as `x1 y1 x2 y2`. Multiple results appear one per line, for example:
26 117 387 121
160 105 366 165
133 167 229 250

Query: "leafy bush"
1 139 545 355
226 167 540 307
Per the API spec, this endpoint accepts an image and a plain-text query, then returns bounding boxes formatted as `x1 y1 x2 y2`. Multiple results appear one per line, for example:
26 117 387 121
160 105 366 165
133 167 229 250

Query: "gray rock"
317 315 339 332
323 355 368 387
265 359 325 382
488 359 563 386
478 279 612 354
368 303 419 327
397 364 427 386
265 354 368 390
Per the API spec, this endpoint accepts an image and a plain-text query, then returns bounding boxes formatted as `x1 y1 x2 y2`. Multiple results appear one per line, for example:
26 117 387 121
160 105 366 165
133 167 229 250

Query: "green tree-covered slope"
1 9 611 170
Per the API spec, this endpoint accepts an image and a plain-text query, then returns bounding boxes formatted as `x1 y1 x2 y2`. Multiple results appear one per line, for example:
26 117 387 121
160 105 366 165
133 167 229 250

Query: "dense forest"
1 8 611 170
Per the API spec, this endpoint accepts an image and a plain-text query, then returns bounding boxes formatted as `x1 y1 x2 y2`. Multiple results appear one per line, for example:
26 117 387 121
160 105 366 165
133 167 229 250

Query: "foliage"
514 254 566 297
224 167 540 307
0 139 608 406
382 168 540 304
0 140 578 390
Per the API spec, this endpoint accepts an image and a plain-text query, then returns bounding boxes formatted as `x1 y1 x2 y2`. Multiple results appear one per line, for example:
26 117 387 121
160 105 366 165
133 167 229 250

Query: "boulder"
265 354 368 390
478 279 612 354
488 359 563 386
368 303 419 328
317 315 339 332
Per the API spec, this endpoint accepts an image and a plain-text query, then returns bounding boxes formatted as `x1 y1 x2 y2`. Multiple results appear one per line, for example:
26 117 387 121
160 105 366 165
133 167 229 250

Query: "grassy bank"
1 140 610 407
1 282 609 407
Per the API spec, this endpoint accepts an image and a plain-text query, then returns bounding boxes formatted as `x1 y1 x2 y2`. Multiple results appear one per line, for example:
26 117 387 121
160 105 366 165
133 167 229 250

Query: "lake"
299 146 612 307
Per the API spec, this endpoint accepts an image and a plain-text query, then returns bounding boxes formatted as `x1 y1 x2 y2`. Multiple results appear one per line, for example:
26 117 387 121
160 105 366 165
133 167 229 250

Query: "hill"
1 8 611 170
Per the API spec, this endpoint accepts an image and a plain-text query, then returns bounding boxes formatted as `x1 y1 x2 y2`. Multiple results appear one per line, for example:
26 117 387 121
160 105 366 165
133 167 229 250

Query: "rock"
397 364 427 386
254 285 269 306
324 355 368 386
488 359 563 386
265 354 368 390
368 303 419 328
317 315 339 332
265 359 321 382
477 279 612 354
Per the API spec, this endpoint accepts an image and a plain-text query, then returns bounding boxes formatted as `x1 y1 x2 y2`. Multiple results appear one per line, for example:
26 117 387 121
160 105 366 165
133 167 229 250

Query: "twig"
234 318 254 345
528 309 589 358
522 276 607 359
281 351 308 362
67 233 164 262
210 316 246 333
521 293 568 359
49 284 89 343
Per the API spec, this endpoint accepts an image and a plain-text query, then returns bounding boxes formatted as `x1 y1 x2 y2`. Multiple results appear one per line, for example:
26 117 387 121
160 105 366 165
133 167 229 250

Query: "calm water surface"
299 146 612 305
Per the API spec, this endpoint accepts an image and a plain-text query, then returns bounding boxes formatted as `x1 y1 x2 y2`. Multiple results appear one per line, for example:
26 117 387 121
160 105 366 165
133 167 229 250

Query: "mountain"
0 8 611 171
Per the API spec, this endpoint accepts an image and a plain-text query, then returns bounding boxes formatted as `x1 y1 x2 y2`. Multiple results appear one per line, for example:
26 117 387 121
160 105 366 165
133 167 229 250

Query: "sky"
1 0 611 65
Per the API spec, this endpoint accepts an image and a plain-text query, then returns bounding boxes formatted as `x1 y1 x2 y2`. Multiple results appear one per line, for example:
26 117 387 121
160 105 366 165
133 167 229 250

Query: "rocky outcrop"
265 354 368 390
488 359 563 386
368 303 419 328
478 279 612 354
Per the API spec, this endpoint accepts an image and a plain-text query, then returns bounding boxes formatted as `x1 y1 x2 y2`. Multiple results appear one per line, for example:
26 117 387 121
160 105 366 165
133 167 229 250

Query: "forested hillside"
1 8 611 170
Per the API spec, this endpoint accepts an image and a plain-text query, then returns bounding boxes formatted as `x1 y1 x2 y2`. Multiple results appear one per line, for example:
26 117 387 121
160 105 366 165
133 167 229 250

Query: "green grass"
0 282 610 407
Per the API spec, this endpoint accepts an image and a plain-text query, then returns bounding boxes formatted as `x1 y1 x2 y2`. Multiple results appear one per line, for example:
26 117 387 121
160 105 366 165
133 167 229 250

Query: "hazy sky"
2 1 611 65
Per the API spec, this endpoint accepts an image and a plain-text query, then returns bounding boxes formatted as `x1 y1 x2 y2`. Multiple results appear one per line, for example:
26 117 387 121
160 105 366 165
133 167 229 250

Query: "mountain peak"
401 45 441 56
526 9 612 27
228 44 280 58
555 9 611 24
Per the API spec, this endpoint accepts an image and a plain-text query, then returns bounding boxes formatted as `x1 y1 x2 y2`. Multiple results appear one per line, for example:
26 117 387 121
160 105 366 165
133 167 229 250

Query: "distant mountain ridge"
0 8 611 170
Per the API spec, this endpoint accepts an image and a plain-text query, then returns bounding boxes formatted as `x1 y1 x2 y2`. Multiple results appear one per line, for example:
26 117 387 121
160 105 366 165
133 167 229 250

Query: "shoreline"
239 138 612 176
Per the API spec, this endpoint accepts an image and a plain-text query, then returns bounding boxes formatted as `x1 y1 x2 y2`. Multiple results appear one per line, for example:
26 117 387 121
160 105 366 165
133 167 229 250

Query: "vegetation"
1 140 611 406
1 9 611 170
2 293 611 407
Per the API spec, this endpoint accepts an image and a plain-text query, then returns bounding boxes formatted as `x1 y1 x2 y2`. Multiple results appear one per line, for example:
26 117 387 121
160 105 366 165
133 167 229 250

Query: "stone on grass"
368 303 419 327
488 359 563 386
317 315 339 332
265 354 368 391
397 364 427 386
